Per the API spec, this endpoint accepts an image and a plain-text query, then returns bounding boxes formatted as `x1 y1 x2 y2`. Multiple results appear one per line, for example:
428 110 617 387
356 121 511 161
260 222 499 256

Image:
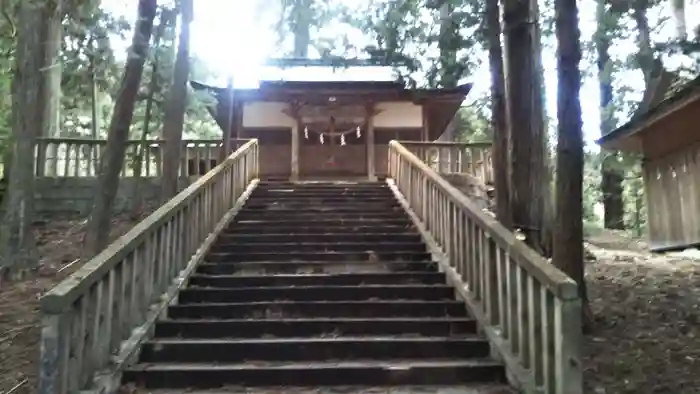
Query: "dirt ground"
0 206 156 394
584 230 700 393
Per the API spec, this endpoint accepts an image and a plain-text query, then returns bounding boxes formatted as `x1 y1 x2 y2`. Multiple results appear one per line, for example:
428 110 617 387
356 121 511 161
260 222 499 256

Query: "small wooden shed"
599 75 700 252
190 79 471 181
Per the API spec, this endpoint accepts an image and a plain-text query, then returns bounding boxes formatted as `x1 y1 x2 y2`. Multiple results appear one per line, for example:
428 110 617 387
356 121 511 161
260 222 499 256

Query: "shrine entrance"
294 102 372 179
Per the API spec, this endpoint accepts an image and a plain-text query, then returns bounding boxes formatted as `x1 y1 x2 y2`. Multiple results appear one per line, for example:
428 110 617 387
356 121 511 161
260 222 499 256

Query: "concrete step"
177 285 455 303
215 233 423 244
205 251 432 263
123 359 506 388
154 317 478 339
139 336 492 363
209 242 426 254
188 272 446 288
167 300 469 319
194 261 438 276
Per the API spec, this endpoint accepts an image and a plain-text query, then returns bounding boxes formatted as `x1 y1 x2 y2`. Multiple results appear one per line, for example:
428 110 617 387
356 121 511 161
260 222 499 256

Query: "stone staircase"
122 181 510 391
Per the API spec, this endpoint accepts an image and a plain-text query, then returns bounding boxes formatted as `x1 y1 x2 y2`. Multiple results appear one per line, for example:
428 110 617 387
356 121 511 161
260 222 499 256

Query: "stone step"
235 211 406 220
139 336 492 363
123 359 506 388
188 272 445 288
241 205 401 212
136 385 515 394
178 285 455 304
246 196 397 204
205 251 432 263
194 261 438 276
216 233 423 244
209 242 426 254
154 317 478 339
251 187 394 198
252 190 391 197
256 182 387 189
167 300 468 319
227 220 414 230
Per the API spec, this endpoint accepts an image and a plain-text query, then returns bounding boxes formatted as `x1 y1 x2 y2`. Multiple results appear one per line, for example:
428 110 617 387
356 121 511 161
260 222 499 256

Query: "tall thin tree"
83 0 159 257
553 0 590 327
0 0 50 275
485 0 510 229
501 0 548 255
161 0 193 200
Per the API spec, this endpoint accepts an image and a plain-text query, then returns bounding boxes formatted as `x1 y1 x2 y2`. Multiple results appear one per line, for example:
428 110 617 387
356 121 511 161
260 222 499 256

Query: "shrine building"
190 78 472 181
599 74 700 252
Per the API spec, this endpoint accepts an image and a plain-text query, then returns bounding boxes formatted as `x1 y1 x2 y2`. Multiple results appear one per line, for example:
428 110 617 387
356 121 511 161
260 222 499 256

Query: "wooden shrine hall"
190 79 472 180
599 74 700 252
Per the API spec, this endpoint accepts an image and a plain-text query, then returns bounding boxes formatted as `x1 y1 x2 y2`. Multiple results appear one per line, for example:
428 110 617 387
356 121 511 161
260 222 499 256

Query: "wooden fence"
399 141 493 184
34 137 250 178
38 140 259 394
387 141 582 394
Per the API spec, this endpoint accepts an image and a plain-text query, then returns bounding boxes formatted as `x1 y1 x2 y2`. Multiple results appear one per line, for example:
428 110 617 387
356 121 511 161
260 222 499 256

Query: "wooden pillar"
220 77 234 162
233 102 243 150
421 102 430 141
366 104 376 181
420 102 430 162
291 120 300 180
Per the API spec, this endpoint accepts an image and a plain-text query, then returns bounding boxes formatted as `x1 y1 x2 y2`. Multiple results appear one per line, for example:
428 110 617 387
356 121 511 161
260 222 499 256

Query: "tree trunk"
292 0 312 57
671 0 686 41
486 0 511 229
160 0 193 201
632 0 655 87
0 0 48 274
132 8 171 218
501 0 548 255
90 67 99 139
552 0 591 328
601 154 625 229
596 0 625 230
42 0 62 176
82 0 158 258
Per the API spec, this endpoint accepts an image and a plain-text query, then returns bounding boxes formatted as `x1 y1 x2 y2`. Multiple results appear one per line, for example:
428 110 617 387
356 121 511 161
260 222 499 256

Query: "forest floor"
0 206 156 394
584 230 700 394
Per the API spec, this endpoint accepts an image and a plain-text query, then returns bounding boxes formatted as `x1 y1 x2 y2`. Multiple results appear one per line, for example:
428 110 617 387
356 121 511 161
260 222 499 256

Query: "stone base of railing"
31 177 193 215
441 173 494 212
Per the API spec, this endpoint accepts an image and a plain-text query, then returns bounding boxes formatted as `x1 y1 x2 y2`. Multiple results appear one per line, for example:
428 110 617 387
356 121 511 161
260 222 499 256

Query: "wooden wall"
239 127 292 178
641 98 700 159
238 126 423 179
643 143 700 251
299 127 367 177
375 128 423 176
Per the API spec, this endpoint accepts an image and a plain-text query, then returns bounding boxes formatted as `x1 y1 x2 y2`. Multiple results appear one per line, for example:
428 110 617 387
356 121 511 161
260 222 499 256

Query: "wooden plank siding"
644 143 700 251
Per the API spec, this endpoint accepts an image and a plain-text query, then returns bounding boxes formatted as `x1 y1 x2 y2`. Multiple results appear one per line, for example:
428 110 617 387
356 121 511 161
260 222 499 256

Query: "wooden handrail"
399 140 492 148
33 138 251 178
38 139 260 394
388 140 582 394
398 140 493 184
